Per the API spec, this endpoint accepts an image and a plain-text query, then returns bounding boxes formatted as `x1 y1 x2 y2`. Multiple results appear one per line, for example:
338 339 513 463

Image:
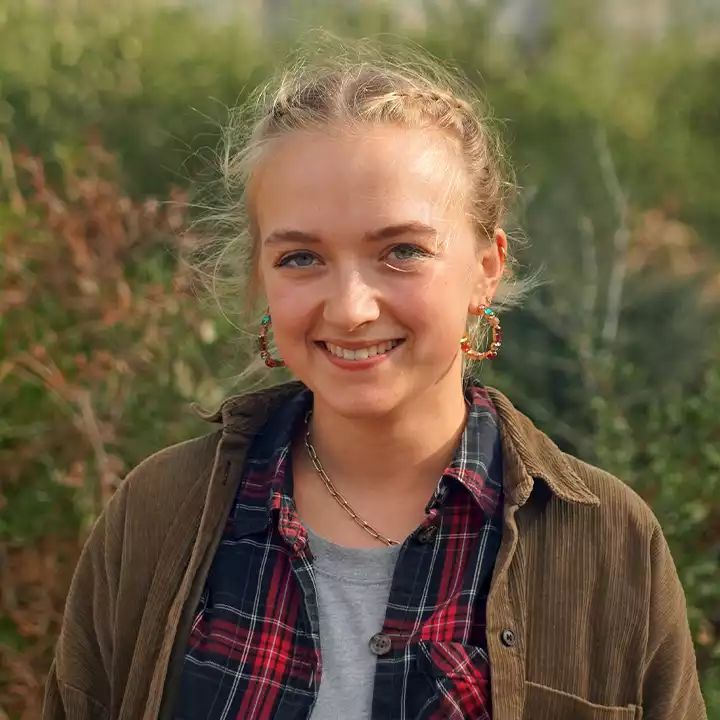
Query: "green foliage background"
1 0 718 716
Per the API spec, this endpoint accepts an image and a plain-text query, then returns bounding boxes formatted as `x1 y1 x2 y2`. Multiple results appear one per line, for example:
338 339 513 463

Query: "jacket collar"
197 381 599 509
486 388 599 507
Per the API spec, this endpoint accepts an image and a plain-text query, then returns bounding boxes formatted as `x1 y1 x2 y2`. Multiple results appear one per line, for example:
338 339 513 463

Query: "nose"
322 268 380 331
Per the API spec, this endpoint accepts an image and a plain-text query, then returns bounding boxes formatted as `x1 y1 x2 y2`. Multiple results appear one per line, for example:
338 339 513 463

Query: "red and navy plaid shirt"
174 384 503 720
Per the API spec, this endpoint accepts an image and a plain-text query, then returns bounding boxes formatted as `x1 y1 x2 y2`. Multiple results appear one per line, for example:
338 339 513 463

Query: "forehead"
252 126 467 238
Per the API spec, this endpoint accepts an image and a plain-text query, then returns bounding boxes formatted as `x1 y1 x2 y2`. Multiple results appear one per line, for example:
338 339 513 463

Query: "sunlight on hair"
186 31 538 380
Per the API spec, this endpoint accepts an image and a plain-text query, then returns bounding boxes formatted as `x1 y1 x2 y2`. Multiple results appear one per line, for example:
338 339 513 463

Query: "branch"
9 354 117 517
594 127 631 355
74 390 118 514
524 294 575 342
578 215 599 330
0 135 26 215
576 215 600 397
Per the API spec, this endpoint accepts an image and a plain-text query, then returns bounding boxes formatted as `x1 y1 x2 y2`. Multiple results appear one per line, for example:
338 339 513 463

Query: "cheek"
262 276 327 365
394 275 469 340
267 285 316 334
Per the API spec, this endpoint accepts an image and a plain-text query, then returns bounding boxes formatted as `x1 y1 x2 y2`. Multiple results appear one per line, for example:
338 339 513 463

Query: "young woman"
44 43 706 720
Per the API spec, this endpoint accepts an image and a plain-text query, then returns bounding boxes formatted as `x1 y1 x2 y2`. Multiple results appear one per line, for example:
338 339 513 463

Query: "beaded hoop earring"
257 312 285 368
460 305 502 361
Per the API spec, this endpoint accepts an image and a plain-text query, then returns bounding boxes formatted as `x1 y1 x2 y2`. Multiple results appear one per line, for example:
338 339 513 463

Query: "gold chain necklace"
303 411 399 547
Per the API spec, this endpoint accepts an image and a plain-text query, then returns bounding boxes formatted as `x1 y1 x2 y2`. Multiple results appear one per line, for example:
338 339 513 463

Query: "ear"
469 228 507 310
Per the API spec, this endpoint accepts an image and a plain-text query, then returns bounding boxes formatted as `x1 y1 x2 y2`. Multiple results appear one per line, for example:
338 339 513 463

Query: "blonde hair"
190 34 532 375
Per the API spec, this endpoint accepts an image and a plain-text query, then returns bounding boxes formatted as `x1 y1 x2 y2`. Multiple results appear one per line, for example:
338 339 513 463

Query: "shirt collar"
228 388 310 540
230 384 503 540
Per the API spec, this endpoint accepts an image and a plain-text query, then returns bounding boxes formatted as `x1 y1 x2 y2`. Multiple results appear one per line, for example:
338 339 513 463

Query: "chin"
310 381 409 419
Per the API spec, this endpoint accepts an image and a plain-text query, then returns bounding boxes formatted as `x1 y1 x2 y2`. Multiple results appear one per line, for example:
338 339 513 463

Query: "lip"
315 339 404 371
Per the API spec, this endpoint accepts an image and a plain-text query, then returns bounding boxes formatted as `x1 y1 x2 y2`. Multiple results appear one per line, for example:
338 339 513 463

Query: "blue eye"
386 244 431 263
276 252 318 268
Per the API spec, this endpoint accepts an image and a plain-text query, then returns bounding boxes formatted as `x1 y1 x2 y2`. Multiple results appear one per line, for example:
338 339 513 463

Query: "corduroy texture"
43 382 707 720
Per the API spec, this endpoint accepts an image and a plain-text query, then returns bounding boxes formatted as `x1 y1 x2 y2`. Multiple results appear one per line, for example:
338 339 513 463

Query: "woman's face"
254 125 504 418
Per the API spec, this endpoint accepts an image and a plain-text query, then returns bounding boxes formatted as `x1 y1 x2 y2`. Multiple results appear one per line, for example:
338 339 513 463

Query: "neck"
307 375 469 494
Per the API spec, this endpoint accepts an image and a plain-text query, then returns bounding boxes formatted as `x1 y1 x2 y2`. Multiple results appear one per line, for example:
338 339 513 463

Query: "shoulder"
104 380 305 538
560 456 681 603
562 453 660 539
488 385 660 540
547 453 681 618
89 431 224 581
560 453 698 693
487 384 667 577
119 430 222 512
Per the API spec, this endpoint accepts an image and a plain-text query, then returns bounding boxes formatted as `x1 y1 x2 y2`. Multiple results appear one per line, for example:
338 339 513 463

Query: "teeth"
325 340 401 360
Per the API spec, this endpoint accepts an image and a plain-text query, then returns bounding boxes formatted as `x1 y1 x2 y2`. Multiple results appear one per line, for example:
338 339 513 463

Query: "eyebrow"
263 221 437 246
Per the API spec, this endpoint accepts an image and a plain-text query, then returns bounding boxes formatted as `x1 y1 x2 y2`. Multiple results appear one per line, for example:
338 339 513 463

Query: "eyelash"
275 243 433 269
384 243 433 263
275 251 318 268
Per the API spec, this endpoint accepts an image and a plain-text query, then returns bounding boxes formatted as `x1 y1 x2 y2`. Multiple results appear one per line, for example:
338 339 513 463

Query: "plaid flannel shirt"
174 384 504 720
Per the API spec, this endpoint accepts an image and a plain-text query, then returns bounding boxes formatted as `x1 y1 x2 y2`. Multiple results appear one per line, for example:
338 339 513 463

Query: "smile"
321 340 404 361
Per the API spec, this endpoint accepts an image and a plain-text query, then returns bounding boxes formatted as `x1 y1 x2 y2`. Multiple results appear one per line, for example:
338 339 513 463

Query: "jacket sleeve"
43 660 109 720
42 484 128 720
642 523 707 720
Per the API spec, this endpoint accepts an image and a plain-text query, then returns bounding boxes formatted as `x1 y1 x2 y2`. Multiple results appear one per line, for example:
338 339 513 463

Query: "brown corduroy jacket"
43 383 707 720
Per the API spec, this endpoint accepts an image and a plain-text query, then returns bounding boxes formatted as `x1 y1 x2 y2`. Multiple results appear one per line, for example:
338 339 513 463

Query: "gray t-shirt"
306 526 401 720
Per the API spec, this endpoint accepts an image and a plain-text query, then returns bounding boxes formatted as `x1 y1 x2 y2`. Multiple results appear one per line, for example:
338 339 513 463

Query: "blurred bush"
0 0 269 196
0 0 718 716
0 143 253 717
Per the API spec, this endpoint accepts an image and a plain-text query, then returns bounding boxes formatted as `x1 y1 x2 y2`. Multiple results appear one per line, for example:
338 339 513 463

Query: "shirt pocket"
416 640 492 720
524 681 642 720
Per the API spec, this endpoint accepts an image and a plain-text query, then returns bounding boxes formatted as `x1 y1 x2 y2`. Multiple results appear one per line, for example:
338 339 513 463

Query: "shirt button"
416 524 438 544
436 484 450 504
500 628 517 647
368 632 392 656
425 484 450 513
